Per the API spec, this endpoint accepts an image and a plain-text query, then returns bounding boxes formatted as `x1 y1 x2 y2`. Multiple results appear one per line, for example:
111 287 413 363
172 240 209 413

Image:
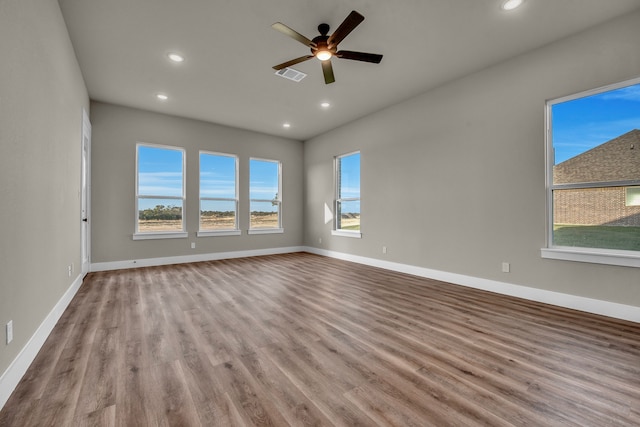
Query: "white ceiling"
58 0 640 141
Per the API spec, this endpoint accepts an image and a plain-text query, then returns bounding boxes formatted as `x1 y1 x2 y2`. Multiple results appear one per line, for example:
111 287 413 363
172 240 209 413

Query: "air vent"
275 67 306 82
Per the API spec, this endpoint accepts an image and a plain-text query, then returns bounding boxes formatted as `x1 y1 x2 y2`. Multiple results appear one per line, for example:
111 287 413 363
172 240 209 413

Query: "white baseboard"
90 246 306 272
305 247 640 323
0 273 84 411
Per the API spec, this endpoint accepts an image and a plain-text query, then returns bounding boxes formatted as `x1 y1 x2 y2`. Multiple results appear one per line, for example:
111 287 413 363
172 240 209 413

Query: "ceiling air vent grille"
275 67 306 82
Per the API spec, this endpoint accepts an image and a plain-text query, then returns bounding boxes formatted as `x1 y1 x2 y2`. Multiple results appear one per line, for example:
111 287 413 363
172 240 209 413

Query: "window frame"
542 77 640 268
134 142 187 240
332 151 362 238
197 151 241 237
248 157 283 234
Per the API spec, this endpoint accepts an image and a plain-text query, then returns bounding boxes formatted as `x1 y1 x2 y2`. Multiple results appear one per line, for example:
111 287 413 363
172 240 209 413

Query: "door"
81 109 91 276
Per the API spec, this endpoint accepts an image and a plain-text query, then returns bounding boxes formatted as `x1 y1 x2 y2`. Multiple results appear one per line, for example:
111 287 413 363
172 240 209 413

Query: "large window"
249 158 282 233
199 152 239 236
334 151 361 237
544 78 640 267
135 143 186 238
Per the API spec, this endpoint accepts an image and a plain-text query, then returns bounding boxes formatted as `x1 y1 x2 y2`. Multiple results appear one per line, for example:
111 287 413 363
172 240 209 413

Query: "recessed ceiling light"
282 123 291 128
321 102 331 108
501 0 524 10
167 53 184 63
156 93 168 101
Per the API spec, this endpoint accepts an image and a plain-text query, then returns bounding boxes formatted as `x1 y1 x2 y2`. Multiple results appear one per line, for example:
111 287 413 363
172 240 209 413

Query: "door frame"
81 108 92 276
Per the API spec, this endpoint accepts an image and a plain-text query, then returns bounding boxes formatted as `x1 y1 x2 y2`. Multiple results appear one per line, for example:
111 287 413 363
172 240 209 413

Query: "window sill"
197 230 242 237
541 247 640 268
248 228 284 235
133 231 188 240
331 230 362 239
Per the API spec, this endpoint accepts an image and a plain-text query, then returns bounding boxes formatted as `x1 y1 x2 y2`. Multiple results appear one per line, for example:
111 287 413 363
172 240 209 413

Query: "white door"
81 109 92 276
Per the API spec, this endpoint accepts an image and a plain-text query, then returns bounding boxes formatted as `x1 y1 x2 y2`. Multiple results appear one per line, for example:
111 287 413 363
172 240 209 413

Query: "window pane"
337 200 360 230
250 159 279 200
549 80 640 251
552 82 640 182
336 152 361 231
138 199 183 232
338 152 361 199
200 153 236 199
626 187 640 206
250 158 281 230
250 201 280 229
138 146 183 197
200 199 236 230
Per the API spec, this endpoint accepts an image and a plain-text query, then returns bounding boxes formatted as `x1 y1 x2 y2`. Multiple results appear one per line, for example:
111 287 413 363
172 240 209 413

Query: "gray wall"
90 102 304 263
304 10 640 307
0 0 89 374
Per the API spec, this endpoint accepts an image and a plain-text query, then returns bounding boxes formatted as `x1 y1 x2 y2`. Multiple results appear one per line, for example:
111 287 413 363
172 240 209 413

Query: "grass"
340 225 361 231
553 224 640 251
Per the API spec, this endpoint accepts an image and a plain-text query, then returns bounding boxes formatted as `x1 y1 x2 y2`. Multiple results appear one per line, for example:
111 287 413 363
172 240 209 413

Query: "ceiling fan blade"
272 22 316 48
273 55 314 70
336 50 383 64
327 10 364 48
321 60 335 84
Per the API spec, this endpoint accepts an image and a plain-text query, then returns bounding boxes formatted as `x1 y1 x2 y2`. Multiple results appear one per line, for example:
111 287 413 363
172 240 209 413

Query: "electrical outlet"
502 262 510 273
191 242 196 249
68 265 72 277
319 237 322 244
6 320 13 344
382 246 387 254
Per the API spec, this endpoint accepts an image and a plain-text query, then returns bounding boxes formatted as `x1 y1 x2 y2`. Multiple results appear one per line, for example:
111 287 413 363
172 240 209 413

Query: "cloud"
599 85 640 102
139 172 183 196
200 188 236 198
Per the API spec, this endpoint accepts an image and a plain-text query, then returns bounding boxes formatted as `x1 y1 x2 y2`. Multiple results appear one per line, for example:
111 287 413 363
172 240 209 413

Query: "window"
198 152 240 236
543 78 640 267
333 151 361 238
626 187 640 207
249 158 282 233
135 143 186 239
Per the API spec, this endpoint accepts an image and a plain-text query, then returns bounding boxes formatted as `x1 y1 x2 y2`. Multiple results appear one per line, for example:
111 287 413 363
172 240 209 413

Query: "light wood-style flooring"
1 252 639 426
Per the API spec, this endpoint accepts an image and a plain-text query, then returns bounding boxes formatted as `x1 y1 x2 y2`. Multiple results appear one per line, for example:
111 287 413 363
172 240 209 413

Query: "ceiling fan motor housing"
311 25 336 58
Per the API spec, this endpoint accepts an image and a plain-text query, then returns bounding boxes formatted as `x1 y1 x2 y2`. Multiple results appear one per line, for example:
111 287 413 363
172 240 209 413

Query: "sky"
137 147 282 212
338 152 361 214
551 81 640 164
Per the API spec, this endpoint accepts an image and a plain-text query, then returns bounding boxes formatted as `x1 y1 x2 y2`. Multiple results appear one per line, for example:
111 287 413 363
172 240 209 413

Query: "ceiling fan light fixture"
501 0 524 11
316 50 332 61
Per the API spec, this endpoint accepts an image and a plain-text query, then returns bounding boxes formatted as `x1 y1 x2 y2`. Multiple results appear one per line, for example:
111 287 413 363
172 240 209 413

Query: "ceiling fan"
272 10 383 84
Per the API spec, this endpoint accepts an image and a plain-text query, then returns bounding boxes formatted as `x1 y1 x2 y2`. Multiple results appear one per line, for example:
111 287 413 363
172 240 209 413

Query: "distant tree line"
201 210 235 218
140 204 278 221
139 205 182 221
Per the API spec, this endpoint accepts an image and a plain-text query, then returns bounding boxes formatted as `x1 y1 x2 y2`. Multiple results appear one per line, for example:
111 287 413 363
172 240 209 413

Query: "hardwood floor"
1 252 639 426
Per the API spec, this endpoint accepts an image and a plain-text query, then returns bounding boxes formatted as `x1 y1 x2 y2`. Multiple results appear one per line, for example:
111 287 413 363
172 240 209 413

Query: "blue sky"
200 153 236 199
249 159 279 201
552 81 640 164
338 152 361 213
137 147 284 212
339 152 361 199
137 146 183 210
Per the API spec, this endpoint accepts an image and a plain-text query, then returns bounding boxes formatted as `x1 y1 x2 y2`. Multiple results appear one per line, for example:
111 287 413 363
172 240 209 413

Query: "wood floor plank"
2 252 640 426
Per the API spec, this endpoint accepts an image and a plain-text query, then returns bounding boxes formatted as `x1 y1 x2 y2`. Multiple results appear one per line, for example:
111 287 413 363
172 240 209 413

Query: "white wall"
0 0 89 381
304 10 640 308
